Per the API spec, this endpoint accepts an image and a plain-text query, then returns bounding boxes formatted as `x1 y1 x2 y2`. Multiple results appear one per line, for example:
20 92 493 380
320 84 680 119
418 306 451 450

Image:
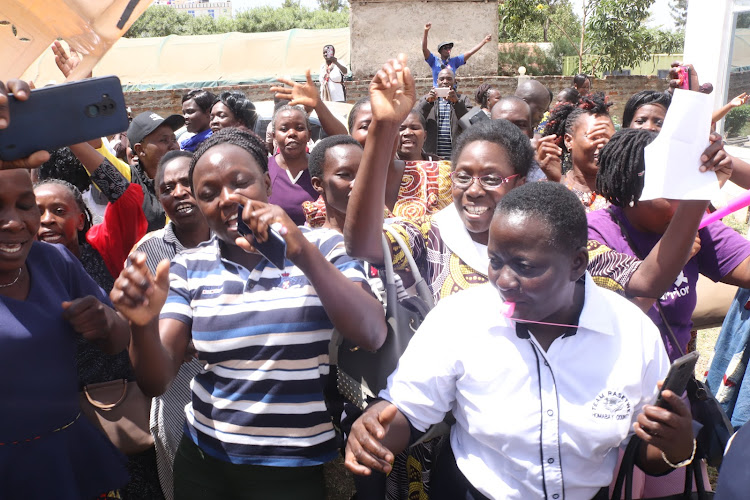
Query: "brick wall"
125 74 669 125
728 70 750 102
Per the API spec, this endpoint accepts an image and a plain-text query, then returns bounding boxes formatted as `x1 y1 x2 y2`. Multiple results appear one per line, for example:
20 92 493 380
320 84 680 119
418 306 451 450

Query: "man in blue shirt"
422 22 493 85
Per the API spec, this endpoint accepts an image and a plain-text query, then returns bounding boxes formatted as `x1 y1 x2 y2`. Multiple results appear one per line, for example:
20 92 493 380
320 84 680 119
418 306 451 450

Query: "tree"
317 0 348 12
499 0 579 44
125 4 348 38
669 0 688 29
573 0 660 75
125 6 192 38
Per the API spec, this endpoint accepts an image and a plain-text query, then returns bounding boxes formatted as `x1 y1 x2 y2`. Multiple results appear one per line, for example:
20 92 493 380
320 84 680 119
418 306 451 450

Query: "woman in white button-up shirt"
344 177 695 500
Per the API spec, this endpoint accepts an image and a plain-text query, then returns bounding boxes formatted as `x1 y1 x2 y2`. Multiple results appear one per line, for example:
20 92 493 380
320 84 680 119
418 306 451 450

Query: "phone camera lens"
85 104 99 118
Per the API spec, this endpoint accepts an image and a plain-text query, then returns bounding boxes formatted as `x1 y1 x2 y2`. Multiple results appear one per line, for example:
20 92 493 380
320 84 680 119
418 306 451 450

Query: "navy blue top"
0 242 128 498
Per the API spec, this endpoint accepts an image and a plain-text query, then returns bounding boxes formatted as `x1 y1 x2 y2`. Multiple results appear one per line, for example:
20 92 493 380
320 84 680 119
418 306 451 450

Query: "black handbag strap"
605 208 685 357
611 436 709 500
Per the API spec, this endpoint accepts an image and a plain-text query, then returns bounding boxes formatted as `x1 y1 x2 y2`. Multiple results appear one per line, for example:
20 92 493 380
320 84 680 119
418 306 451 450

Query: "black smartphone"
654 351 699 411
0 76 128 161
236 204 287 269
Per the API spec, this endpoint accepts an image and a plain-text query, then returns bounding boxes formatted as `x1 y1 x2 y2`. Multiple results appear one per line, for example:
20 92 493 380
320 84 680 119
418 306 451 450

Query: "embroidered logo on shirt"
592 391 632 421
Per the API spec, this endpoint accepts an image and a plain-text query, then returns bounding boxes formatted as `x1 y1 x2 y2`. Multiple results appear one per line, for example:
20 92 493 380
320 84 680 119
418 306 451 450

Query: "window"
208 9 215 18
187 9 194 16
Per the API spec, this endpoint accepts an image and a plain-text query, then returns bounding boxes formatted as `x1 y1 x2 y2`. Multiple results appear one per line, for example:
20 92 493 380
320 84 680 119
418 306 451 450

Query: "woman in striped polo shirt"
111 128 386 499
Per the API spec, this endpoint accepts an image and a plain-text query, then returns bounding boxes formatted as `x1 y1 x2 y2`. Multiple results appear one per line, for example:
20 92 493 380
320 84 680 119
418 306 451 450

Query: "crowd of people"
2 25 750 500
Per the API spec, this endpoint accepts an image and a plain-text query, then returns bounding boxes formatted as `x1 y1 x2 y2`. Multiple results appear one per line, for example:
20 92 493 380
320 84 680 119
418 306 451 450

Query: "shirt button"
553 494 560 499
547 409 554 416
545 361 550 366
548 458 554 464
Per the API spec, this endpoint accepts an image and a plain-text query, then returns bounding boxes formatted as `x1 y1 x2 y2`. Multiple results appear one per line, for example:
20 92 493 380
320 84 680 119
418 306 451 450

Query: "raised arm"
331 56 348 76
271 70 348 137
712 92 748 123
344 55 416 265
622 200 709 300
462 34 492 62
421 23 432 60
68 142 131 202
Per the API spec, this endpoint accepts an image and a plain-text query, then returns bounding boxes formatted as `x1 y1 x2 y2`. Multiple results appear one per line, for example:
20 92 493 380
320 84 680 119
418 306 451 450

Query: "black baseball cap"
437 42 454 52
127 111 185 146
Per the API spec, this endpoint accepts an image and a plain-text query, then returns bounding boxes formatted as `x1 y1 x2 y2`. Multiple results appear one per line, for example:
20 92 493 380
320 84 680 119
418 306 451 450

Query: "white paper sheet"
640 89 720 201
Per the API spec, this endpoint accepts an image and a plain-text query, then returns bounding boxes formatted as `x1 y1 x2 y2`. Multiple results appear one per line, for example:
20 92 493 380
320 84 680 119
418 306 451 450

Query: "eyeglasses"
450 171 519 189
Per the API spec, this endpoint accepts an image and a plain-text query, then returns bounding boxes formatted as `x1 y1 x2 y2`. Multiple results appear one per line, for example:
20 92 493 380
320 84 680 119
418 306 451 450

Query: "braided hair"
475 83 500 110
595 128 657 208
542 92 612 171
190 127 269 193
34 178 93 245
38 147 92 194
213 91 258 130
622 90 671 129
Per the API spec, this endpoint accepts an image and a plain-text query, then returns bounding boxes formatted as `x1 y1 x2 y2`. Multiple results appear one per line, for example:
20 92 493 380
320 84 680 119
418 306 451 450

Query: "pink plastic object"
500 302 515 318
678 66 690 90
698 190 750 229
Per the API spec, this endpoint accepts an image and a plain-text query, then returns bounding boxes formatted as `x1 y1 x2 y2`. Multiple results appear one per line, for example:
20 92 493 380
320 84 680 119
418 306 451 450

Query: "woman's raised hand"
271 70 319 113
51 40 82 79
369 54 415 124
699 131 732 177
110 253 170 326
634 383 695 469
536 135 563 182
731 92 749 108
230 195 310 263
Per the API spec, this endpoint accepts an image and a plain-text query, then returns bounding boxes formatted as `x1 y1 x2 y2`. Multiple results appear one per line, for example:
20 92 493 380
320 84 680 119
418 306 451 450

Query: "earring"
629 200 634 207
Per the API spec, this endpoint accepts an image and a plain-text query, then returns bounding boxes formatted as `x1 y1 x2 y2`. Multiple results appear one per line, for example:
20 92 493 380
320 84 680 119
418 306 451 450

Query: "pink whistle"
500 302 515 317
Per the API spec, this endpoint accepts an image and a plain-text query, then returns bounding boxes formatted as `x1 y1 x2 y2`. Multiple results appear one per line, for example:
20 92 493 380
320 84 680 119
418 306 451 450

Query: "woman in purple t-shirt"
267 105 319 225
586 128 750 359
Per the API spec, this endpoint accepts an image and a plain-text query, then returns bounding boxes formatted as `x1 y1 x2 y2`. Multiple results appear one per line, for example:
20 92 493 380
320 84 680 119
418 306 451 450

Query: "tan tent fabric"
21 28 351 90
1 0 151 82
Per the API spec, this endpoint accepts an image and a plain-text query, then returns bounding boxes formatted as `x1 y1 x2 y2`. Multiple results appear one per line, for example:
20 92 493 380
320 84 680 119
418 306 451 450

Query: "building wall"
349 0 498 80
124 74 668 126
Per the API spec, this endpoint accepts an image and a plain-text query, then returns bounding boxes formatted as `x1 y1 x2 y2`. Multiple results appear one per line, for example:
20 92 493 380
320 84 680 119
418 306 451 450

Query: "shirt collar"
211 236 280 288
509 273 618 339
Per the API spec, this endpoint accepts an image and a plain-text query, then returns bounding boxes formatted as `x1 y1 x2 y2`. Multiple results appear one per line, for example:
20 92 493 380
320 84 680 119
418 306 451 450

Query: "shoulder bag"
79 378 154 455
336 226 435 411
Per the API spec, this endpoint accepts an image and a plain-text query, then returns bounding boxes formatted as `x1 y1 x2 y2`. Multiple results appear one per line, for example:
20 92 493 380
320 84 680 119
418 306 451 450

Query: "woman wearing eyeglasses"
346 82 530 305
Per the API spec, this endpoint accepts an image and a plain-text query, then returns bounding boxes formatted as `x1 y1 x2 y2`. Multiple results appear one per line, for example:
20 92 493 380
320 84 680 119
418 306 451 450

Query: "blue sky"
236 0 677 30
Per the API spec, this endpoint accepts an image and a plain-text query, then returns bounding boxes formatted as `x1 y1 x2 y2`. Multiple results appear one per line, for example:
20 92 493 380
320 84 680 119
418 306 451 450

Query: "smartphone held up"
434 87 450 98
236 204 288 270
0 76 128 161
